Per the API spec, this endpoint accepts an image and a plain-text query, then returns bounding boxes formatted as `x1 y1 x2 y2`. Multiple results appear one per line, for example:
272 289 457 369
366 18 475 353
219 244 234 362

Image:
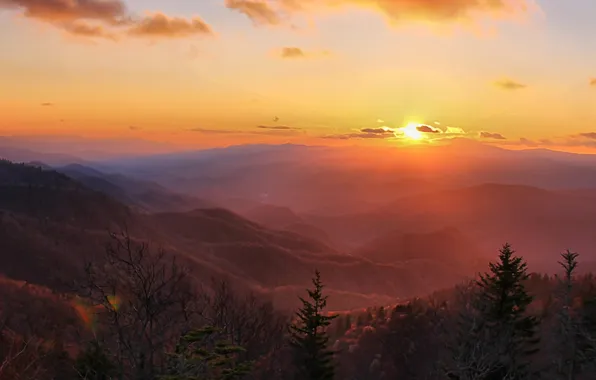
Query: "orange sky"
1 0 596 152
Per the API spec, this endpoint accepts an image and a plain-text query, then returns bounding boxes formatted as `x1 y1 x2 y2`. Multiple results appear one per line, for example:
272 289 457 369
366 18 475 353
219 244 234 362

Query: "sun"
401 122 423 140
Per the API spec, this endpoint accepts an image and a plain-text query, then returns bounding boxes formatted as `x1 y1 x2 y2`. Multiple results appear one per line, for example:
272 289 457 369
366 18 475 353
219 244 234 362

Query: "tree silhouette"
289 270 338 380
476 243 540 379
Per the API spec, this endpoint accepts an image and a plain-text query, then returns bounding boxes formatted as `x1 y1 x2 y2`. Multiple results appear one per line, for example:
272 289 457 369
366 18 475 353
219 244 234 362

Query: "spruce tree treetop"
478 243 533 322
476 243 540 379
289 270 338 380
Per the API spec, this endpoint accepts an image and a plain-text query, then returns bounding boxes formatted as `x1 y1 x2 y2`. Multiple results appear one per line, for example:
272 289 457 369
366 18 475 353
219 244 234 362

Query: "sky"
1 0 596 152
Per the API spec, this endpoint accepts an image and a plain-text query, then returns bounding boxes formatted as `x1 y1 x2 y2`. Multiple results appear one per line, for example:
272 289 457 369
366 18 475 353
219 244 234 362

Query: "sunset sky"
2 0 596 151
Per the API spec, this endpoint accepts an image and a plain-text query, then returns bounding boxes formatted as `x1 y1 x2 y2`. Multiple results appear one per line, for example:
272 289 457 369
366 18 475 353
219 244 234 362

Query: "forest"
2 232 596 380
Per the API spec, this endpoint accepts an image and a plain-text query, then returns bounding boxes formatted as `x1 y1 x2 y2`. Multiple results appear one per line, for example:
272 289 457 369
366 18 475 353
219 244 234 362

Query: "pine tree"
476 243 540 379
289 270 338 380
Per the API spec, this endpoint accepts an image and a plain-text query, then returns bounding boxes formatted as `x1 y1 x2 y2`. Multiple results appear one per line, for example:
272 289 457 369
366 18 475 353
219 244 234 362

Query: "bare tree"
77 230 198 380
202 280 288 369
443 283 519 380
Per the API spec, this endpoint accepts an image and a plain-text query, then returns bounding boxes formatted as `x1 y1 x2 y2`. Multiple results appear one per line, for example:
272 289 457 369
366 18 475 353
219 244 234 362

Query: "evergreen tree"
289 270 338 380
162 326 252 380
476 243 540 379
553 250 583 379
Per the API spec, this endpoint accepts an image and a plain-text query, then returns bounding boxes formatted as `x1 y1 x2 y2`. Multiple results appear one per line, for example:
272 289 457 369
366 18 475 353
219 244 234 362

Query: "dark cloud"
280 47 305 59
257 125 301 130
360 128 391 134
40 102 54 106
578 132 596 140
479 131 507 140
224 0 280 25
416 124 441 133
494 79 527 90
129 126 141 131
127 13 213 38
224 0 530 26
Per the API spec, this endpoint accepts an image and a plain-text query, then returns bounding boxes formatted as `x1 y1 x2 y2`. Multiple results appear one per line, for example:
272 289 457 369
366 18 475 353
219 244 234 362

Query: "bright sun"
401 122 423 140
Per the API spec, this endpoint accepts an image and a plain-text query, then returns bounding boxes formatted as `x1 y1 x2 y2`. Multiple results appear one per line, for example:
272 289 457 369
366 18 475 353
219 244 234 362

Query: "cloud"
189 128 238 134
494 78 527 90
519 137 539 147
323 127 395 140
127 13 212 38
40 102 54 106
257 125 302 130
0 0 214 40
225 0 281 25
416 124 441 133
280 47 305 59
360 128 391 134
189 126 302 136
277 47 331 59
479 131 507 140
223 0 531 27
445 126 466 135
62 21 118 40
578 132 596 140
590 78 596 87
129 125 141 131
0 0 128 23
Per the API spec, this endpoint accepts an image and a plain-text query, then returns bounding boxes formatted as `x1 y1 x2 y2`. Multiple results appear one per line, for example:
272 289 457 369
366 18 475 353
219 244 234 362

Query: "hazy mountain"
56 164 214 213
0 160 486 310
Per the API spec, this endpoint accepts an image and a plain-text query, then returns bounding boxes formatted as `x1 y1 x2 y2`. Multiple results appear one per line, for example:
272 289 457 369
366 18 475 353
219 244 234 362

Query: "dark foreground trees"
446 243 540 380
7 232 596 380
289 270 338 380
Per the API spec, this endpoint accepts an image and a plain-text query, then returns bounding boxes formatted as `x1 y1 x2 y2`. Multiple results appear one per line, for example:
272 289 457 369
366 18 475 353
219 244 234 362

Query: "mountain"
241 204 333 244
56 164 213 213
306 183 596 269
0 160 481 310
352 227 487 266
0 145 85 165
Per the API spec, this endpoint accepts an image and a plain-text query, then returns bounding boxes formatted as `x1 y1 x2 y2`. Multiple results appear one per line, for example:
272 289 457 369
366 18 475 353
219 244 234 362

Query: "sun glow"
401 123 423 140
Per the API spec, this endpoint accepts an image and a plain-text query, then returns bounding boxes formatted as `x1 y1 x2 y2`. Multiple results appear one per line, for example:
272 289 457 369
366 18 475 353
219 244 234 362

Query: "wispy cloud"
277 46 330 59
257 125 302 130
189 126 303 136
127 13 213 38
40 102 54 107
494 78 527 90
479 131 507 140
590 78 596 87
323 127 396 140
416 124 442 133
578 132 596 140
280 47 305 59
224 0 281 26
